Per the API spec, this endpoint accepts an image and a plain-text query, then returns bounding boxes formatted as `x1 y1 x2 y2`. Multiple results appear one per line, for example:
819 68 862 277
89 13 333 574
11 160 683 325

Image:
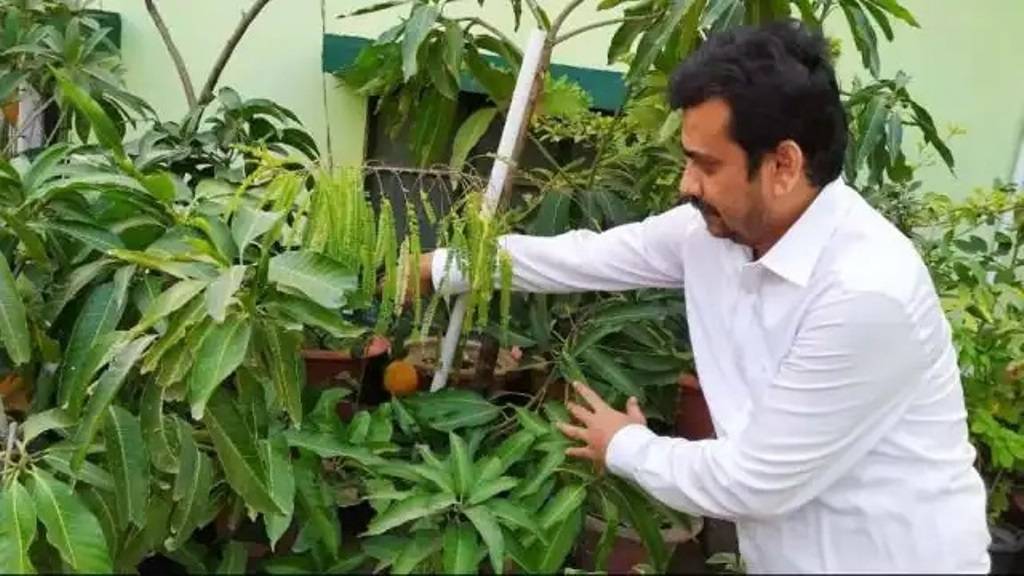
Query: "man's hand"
558 381 647 468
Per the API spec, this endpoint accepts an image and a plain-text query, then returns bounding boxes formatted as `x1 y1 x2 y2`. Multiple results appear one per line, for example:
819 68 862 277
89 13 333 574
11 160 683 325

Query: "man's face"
678 98 771 247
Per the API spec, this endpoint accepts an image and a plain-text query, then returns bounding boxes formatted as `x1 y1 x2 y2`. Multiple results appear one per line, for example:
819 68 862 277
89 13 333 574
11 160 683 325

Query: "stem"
555 15 653 46
144 0 198 108
457 17 522 55
551 0 587 37
197 0 274 106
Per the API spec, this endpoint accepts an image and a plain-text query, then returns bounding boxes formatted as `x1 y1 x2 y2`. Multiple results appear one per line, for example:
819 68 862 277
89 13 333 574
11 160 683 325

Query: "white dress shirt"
432 179 991 573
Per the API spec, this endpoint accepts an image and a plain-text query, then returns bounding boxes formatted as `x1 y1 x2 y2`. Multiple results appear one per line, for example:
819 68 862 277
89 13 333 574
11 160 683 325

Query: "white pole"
431 28 548 392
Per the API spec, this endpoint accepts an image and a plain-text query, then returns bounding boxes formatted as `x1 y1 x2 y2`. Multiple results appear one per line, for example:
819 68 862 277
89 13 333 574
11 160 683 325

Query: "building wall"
96 0 1022 193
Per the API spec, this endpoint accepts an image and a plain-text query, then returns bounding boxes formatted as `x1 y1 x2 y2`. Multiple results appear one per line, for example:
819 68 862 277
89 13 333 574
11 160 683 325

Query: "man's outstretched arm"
417 205 698 297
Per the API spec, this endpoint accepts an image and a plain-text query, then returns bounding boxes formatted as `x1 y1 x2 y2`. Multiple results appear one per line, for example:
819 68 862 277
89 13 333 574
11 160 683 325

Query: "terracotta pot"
402 336 529 390
302 335 391 389
575 514 703 574
2 101 18 125
675 374 715 440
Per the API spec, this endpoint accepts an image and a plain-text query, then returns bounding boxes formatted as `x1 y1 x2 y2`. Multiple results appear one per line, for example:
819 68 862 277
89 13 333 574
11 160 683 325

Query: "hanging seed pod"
499 249 513 345
406 199 422 325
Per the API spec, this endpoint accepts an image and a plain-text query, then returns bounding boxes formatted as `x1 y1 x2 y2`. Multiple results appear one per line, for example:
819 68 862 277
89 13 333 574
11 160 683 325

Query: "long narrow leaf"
0 252 31 365
104 406 151 529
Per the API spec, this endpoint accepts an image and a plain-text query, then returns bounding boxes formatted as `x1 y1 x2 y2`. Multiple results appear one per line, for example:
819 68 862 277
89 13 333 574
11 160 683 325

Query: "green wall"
96 0 1022 193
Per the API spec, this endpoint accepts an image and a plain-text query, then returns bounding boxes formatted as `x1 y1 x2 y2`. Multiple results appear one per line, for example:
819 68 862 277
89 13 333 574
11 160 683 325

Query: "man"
420 20 990 573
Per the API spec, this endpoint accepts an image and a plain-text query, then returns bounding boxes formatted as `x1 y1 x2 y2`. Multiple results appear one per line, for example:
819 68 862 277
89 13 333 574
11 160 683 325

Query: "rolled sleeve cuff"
606 423 658 482
431 248 469 296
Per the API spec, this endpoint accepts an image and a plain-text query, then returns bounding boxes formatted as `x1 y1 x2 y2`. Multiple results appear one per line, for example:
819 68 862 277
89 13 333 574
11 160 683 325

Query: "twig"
1 423 14 474
550 0 587 37
456 17 522 57
197 0 274 106
145 0 197 108
555 15 654 46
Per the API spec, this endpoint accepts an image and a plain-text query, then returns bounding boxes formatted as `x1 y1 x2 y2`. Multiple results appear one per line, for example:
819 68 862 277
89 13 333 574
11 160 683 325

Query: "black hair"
668 19 847 189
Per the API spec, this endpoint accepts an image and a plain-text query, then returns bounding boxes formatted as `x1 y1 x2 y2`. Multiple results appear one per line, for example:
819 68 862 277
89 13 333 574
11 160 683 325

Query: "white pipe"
431 28 548 392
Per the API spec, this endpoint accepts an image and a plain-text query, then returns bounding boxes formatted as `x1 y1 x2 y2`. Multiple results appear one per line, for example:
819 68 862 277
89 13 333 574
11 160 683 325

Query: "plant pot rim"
583 514 702 544
302 336 390 361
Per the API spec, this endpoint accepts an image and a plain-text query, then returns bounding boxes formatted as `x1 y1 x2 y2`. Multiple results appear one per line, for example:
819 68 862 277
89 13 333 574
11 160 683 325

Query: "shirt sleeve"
431 205 698 295
605 289 931 521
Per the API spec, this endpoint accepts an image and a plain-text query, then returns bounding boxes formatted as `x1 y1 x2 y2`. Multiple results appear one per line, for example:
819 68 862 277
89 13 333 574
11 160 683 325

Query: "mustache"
678 196 719 217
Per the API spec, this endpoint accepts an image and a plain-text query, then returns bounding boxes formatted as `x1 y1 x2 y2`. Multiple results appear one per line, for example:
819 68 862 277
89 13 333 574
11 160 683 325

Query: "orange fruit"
384 360 420 397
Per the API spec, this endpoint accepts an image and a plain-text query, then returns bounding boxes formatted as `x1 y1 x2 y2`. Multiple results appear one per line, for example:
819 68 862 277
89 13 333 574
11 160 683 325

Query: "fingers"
572 381 609 411
626 396 647 425
566 402 594 425
557 422 587 442
565 446 598 460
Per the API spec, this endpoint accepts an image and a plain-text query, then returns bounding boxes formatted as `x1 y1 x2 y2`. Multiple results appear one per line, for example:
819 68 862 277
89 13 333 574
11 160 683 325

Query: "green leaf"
71 335 155 473
0 252 31 366
841 0 880 77
257 323 304 428
167 423 213 550
463 505 504 574
48 258 117 323
628 0 694 85
593 492 619 571
22 408 74 444
364 493 456 536
188 315 251 420
486 498 546 542
203 388 281 515
443 523 480 575
134 279 208 334
0 481 36 574
47 220 124 253
464 45 514 104
393 531 443 574
539 483 586 531
81 487 119 560
443 20 464 75
142 296 207 374
39 451 115 492
231 205 280 253
192 213 239 263
309 388 350 435
406 389 501 432
491 429 537 476
886 110 903 166
863 0 918 26
449 107 496 170
140 385 178 474
263 436 296 550
533 504 582 573
216 541 247 574
402 5 440 79
294 454 341 561
268 251 358 310
450 432 474 497
53 68 124 158
578 347 644 400
29 469 112 573
205 265 246 323
0 70 28 104
428 41 460 100
283 430 384 466
606 481 668 571
264 293 367 340
140 171 176 205
115 489 173 571
2 213 49 265
468 476 519 506
856 95 888 169
512 449 564 499
104 405 150 529
59 274 131 414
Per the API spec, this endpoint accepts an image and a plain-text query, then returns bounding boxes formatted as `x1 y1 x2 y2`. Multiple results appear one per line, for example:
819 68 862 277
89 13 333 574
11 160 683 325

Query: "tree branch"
550 0 587 37
197 0 274 106
144 0 197 108
554 15 655 46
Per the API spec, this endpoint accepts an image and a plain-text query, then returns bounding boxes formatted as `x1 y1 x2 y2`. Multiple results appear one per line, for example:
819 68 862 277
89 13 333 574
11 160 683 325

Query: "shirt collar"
756 177 853 287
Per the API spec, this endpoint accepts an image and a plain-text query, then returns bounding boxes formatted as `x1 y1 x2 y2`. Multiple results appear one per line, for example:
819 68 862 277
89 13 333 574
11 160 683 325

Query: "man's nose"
679 167 699 202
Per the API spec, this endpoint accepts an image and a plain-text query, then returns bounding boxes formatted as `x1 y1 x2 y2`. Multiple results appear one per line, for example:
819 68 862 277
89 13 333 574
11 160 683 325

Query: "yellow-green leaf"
0 481 37 574
188 315 251 420
463 505 504 575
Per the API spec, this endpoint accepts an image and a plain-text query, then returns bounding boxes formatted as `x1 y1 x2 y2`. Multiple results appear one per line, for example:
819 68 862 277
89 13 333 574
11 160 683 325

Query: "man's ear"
772 139 805 195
